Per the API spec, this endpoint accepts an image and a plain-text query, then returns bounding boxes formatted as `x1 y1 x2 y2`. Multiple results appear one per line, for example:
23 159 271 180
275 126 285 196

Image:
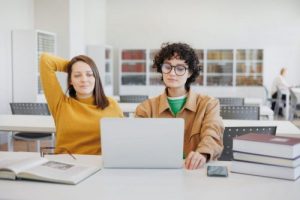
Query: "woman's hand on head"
184 151 207 170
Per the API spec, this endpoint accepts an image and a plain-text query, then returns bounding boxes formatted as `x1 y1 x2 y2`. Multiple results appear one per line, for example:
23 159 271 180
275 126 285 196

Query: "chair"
218 126 277 161
119 95 148 103
220 106 260 120
263 85 276 107
9 103 55 152
273 87 286 118
217 97 244 106
289 88 299 120
120 95 149 117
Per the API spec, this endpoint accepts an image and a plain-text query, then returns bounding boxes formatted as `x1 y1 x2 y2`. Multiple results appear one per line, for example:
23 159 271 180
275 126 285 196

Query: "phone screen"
207 166 228 177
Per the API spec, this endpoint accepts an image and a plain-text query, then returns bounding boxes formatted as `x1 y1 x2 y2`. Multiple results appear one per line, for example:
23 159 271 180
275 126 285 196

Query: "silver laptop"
101 118 184 169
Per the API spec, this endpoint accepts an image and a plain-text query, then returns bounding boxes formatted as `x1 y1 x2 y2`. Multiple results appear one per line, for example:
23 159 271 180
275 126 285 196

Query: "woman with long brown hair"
40 53 123 155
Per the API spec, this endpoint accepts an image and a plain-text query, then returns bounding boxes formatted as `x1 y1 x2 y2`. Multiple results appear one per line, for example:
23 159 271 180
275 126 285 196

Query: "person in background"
135 43 224 170
40 53 123 155
271 67 290 112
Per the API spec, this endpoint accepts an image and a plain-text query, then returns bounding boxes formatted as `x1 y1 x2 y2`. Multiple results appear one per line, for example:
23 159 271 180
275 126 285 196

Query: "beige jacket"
135 90 224 160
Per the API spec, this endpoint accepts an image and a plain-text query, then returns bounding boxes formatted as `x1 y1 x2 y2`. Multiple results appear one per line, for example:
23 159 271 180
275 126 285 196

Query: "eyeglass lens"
162 64 187 76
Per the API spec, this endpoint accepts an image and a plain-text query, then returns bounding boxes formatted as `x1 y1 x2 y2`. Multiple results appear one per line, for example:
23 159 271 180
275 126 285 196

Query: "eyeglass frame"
40 146 76 160
161 63 189 76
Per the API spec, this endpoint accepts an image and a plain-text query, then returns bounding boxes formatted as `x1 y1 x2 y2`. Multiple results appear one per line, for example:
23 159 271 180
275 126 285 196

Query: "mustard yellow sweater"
40 53 123 155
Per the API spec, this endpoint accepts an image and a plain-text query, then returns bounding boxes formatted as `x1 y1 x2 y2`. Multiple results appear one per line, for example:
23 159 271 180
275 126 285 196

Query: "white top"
271 75 290 95
0 151 300 200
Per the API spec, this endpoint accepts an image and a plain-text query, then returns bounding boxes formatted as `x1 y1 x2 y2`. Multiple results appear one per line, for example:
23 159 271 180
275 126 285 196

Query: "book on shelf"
233 151 300 168
233 133 300 159
231 160 300 181
0 157 101 185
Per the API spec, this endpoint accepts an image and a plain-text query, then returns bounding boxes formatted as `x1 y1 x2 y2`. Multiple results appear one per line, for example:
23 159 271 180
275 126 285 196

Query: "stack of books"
231 133 300 181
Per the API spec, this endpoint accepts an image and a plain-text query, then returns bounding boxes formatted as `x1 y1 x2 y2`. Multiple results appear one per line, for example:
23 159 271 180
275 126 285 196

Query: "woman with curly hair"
135 42 224 170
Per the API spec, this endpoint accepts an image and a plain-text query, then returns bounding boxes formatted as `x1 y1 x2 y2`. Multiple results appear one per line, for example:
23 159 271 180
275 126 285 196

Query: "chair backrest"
217 97 244 106
220 105 260 120
120 95 148 103
218 126 277 161
289 88 299 120
262 85 273 106
289 89 298 108
10 103 50 115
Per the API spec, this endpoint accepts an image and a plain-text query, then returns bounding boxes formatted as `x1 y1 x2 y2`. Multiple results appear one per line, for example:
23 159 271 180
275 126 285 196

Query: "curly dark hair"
153 42 200 91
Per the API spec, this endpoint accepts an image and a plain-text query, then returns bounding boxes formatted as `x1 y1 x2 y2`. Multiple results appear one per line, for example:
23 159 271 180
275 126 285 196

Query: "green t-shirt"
167 95 187 116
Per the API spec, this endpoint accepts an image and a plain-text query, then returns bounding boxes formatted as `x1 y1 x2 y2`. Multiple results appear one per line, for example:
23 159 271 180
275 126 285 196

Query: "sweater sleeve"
196 98 224 160
40 53 69 117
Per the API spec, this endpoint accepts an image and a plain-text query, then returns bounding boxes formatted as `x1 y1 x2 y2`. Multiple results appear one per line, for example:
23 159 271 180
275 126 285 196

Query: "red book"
233 133 300 159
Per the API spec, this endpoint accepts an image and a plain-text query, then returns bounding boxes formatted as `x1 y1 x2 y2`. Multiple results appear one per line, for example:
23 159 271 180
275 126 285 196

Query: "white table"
1 115 299 136
279 88 300 120
119 103 274 120
223 119 300 137
292 88 300 100
260 105 274 120
0 115 56 151
119 102 138 113
244 97 263 106
0 115 55 133
0 151 299 200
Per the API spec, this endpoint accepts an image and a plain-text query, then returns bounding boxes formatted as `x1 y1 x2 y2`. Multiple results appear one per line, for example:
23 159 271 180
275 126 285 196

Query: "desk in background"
223 119 300 137
244 97 263 106
0 115 55 133
1 115 299 136
260 106 274 120
119 103 274 120
119 103 138 113
0 115 55 151
0 151 299 200
278 88 300 120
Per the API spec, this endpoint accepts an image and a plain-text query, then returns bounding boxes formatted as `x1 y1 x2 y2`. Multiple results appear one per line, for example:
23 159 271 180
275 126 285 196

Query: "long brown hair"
66 55 109 109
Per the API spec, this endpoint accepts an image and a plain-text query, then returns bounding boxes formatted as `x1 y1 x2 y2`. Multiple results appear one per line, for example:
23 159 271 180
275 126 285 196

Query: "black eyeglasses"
161 63 188 76
40 147 76 160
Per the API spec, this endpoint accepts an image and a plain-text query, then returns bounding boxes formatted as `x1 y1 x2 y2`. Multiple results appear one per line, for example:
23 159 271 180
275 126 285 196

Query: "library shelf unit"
86 45 114 96
119 48 263 96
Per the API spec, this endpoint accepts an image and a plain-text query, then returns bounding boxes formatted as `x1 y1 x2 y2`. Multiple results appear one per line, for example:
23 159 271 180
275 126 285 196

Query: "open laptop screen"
101 118 184 169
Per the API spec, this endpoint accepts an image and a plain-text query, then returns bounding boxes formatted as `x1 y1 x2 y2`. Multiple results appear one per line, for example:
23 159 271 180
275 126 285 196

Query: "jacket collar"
158 89 198 114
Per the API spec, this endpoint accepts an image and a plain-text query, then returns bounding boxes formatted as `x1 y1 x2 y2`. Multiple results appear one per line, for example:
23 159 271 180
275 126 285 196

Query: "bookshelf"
86 45 114 96
236 49 263 86
119 48 263 95
206 50 233 86
120 49 147 86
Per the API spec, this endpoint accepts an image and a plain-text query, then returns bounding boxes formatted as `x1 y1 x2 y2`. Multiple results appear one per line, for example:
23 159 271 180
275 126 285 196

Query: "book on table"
231 133 300 181
0 157 101 185
231 160 300 181
233 151 300 167
232 133 300 159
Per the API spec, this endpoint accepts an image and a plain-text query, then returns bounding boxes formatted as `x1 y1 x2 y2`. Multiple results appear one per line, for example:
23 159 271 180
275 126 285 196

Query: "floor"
1 117 300 152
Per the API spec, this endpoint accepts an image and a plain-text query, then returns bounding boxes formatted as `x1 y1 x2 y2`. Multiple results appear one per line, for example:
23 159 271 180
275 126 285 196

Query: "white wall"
0 0 34 143
34 0 69 58
85 0 106 45
106 0 300 94
69 0 86 57
34 0 107 57
0 0 34 30
0 0 34 114
0 31 12 114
